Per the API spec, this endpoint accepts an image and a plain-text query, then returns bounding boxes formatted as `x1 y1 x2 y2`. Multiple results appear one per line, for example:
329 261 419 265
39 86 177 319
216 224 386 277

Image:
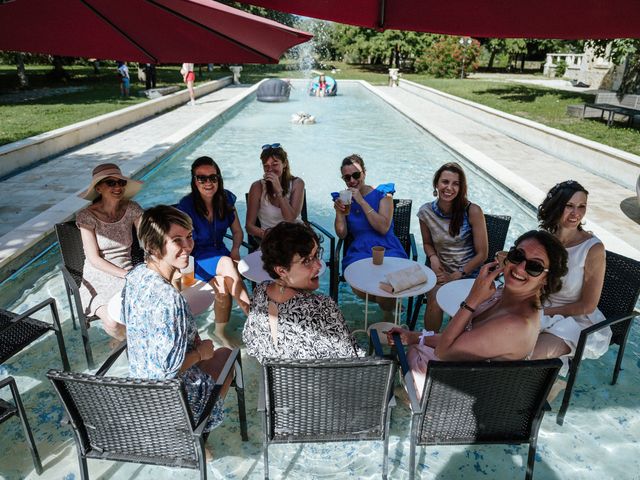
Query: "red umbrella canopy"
236 0 640 39
0 0 312 63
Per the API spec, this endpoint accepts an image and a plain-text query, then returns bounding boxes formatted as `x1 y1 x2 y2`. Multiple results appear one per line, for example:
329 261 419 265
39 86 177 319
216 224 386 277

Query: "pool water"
1 81 638 479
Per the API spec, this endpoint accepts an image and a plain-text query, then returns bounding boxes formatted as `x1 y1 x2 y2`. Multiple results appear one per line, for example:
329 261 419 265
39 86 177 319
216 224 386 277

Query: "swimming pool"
1 81 638 479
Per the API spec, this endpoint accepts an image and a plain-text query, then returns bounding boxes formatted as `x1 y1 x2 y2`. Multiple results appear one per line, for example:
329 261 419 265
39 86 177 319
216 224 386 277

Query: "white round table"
238 250 326 283
344 257 436 330
107 280 215 325
436 278 501 317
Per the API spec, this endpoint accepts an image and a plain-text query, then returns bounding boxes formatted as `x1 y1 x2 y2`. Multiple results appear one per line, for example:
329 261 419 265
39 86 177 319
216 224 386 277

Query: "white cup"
181 255 196 288
339 189 353 214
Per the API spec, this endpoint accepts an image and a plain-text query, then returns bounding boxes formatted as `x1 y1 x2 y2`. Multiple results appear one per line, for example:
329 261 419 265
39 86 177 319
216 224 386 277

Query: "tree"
15 53 28 88
415 36 481 78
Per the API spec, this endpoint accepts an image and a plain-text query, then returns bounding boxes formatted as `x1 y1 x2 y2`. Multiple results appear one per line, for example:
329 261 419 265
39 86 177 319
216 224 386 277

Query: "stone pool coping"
0 77 232 180
0 81 261 282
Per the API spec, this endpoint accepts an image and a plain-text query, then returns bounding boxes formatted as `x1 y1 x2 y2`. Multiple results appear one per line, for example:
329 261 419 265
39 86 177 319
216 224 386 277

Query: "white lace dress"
541 235 612 374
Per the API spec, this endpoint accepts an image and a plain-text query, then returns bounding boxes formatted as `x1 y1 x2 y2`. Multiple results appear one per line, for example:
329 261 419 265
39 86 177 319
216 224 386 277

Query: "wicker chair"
332 198 418 314
0 376 43 475
55 221 144 368
408 213 511 330
259 333 396 480
245 191 337 297
47 342 248 480
392 334 560 480
1 297 70 371
557 250 640 426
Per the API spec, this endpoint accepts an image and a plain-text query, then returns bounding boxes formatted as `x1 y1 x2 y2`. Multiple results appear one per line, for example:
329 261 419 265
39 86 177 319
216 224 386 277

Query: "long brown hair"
433 162 469 237
538 180 589 234
260 145 294 197
190 156 232 220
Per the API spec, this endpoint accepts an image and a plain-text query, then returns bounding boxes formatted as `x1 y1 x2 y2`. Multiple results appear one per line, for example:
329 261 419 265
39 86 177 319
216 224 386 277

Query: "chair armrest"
95 341 128 376
392 333 421 411
409 233 418 262
193 348 241 434
10 297 58 325
580 310 639 337
223 233 251 251
370 329 384 357
0 376 17 391
307 220 336 263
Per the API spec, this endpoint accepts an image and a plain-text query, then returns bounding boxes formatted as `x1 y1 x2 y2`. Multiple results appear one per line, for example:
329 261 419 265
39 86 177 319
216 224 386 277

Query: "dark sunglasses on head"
194 174 219 184
506 247 549 277
342 171 362 183
102 179 127 188
261 143 281 150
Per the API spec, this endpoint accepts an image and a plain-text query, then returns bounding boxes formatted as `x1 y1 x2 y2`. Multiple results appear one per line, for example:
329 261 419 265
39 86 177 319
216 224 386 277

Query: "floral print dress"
123 264 223 431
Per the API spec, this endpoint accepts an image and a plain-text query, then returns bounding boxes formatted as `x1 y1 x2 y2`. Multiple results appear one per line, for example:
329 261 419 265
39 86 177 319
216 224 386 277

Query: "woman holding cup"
178 156 250 347
246 143 304 241
334 154 407 314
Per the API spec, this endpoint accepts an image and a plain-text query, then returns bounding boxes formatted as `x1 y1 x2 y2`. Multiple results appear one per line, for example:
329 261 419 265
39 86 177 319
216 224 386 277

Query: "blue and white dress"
342 183 407 269
123 264 224 431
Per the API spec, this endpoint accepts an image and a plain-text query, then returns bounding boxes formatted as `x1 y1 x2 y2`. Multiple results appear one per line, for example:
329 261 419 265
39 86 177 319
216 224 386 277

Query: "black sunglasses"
261 143 281 150
102 179 127 188
506 247 549 277
342 171 362 183
194 174 220 184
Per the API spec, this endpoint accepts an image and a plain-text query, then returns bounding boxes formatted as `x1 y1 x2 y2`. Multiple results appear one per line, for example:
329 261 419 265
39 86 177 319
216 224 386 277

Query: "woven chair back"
263 357 396 443
55 222 86 286
484 214 511 262
417 359 560 446
48 371 199 467
598 250 640 344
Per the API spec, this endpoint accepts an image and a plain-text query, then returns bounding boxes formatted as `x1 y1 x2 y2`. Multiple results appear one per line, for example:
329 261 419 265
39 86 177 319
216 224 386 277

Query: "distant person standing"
181 62 196 105
144 63 157 90
116 61 130 97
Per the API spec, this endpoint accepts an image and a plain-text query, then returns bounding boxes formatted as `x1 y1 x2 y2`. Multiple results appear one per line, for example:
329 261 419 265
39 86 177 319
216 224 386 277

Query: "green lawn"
1 62 639 156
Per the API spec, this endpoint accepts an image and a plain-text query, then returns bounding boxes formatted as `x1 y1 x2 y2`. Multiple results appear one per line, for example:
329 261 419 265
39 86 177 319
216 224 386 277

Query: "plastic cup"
339 189 352 215
372 246 385 265
181 255 196 287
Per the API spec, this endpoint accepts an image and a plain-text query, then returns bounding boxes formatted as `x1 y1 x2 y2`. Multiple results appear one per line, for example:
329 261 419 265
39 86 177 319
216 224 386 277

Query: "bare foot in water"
213 323 240 348
546 379 568 404
205 445 213 462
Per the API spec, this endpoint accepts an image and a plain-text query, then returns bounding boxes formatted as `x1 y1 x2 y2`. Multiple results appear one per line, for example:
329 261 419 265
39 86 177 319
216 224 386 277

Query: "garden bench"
583 93 640 126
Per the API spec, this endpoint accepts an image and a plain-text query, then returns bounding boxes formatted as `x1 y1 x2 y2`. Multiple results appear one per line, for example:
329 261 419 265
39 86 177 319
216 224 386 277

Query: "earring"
433 189 437 197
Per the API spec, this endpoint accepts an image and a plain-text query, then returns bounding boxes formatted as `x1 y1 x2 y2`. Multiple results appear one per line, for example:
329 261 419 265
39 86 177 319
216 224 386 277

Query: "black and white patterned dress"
242 283 364 364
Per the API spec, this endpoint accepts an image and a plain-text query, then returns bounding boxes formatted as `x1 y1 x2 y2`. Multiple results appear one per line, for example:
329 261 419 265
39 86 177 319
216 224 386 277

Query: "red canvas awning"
0 0 312 63
236 0 640 39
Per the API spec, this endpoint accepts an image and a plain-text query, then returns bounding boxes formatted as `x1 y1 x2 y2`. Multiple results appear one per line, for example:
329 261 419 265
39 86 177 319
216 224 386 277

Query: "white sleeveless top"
257 180 302 229
541 235 611 372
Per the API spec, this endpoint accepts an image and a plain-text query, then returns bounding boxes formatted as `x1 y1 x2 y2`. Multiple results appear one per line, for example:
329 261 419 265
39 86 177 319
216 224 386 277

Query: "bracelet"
365 208 374 214
459 301 476 313
419 329 435 345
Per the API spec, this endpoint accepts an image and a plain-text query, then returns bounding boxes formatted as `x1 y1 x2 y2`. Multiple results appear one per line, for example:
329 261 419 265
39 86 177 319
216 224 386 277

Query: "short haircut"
513 230 568 307
139 205 192 257
261 222 320 279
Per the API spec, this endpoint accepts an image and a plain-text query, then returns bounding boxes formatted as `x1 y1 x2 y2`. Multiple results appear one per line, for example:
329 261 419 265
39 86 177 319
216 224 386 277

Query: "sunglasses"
342 171 362 183
506 247 549 277
194 174 220 184
101 179 127 188
261 143 281 150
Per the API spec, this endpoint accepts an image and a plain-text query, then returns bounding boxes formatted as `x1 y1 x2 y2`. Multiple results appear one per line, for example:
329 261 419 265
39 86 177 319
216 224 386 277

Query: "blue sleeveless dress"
342 183 408 269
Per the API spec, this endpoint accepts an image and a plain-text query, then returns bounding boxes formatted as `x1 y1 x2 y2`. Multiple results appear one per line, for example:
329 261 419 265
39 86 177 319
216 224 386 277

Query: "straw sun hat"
79 163 143 201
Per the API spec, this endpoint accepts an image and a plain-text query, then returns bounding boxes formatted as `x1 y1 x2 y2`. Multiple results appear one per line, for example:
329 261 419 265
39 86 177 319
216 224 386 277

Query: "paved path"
376 83 640 259
0 84 255 276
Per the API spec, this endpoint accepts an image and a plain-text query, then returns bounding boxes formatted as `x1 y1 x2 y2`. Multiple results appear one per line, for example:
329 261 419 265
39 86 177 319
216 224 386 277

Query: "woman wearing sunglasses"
246 143 304 241
243 222 363 363
417 162 488 332
177 156 250 347
76 163 144 341
388 230 568 398
531 180 610 374
334 154 408 314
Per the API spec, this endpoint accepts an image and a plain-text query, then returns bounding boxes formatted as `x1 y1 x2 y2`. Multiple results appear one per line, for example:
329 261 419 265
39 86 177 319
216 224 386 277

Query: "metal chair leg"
8 378 43 474
234 355 248 441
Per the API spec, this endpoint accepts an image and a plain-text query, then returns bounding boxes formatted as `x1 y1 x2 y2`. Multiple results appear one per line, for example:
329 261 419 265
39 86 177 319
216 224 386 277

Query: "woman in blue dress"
123 205 233 458
178 156 250 346
333 154 407 313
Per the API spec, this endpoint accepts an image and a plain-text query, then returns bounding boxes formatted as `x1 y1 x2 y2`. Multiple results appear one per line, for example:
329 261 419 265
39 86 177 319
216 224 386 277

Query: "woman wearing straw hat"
76 163 143 341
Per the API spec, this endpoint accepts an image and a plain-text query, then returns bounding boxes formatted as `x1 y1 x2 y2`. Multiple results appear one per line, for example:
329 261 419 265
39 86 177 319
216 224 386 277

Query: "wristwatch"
459 301 476 313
